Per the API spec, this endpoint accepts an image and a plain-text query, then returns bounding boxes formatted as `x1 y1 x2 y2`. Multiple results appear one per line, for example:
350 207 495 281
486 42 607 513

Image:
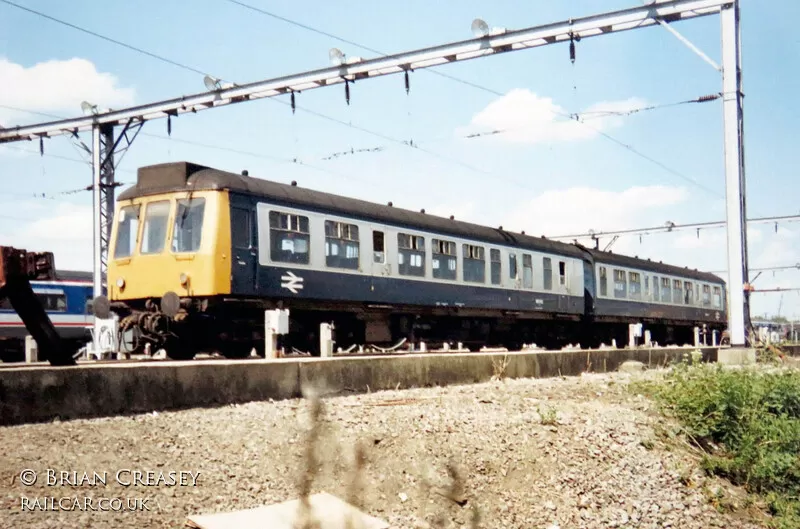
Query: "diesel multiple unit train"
94 161 728 359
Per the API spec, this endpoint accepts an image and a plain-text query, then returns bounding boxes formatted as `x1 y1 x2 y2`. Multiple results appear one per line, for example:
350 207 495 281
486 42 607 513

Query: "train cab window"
509 254 518 280
599 266 608 296
325 220 360 270
672 280 682 304
522 254 533 289
463 244 485 283
653 276 659 301
644 276 650 299
713 286 722 308
661 278 671 303
684 281 694 305
398 233 425 277
558 261 566 286
372 231 385 264
490 249 501 285
702 285 711 306
432 239 457 280
173 198 206 253
543 258 553 290
269 211 310 264
613 269 627 299
628 272 641 299
140 201 171 255
114 205 140 259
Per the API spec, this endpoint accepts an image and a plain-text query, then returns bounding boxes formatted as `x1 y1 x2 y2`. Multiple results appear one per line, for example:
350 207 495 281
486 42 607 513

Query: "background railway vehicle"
95 161 728 360
0 270 94 361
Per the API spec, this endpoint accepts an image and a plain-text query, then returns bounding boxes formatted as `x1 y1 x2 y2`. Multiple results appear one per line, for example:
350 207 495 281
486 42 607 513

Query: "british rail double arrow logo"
281 271 304 294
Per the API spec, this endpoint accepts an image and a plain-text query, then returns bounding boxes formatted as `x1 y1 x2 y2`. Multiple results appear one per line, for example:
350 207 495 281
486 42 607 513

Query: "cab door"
231 206 258 295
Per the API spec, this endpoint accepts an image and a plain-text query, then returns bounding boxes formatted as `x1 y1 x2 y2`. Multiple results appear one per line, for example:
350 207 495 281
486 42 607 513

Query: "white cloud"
457 88 647 144
0 57 135 127
0 203 93 271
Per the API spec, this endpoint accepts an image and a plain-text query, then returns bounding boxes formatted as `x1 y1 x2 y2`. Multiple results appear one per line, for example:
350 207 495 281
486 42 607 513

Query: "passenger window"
398 233 425 277
558 261 566 286
231 207 251 249
140 201 171 255
672 280 682 304
114 205 140 259
463 244 486 283
613 269 626 299
172 198 206 253
509 254 518 280
644 276 650 299
522 254 533 289
325 220 360 270
35 292 66 312
269 210 310 264
702 284 711 306
599 266 607 296
713 286 722 308
490 249 501 285
543 258 553 290
653 275 659 301
432 239 457 280
661 278 671 303
629 272 641 299
373 231 385 264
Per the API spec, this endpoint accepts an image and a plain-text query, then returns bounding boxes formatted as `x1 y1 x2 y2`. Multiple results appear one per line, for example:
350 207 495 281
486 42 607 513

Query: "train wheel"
163 337 196 361
220 342 254 359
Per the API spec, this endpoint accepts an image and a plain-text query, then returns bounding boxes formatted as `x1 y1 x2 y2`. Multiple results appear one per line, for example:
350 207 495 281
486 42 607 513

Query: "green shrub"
638 363 800 528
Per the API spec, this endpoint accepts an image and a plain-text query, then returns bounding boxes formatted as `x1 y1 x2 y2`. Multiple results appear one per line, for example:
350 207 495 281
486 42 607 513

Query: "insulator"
404 70 410 95
39 137 43 156
569 33 576 64
167 115 172 136
697 228 700 239
775 222 778 233
697 94 719 103
345 80 350 106
639 234 642 244
290 91 296 114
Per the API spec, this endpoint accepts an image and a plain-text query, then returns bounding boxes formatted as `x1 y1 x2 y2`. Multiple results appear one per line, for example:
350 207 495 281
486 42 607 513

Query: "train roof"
55 270 92 282
585 248 724 284
119 161 588 259
119 161 726 285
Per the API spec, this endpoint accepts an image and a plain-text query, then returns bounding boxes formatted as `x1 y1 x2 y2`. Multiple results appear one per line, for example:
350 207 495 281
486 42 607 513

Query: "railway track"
0 342 711 368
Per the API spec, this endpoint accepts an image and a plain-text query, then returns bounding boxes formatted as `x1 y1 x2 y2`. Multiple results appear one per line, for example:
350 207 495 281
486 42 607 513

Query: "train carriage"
99 161 728 359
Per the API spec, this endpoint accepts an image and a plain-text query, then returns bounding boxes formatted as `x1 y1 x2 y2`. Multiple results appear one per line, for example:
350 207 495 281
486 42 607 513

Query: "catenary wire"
222 0 721 198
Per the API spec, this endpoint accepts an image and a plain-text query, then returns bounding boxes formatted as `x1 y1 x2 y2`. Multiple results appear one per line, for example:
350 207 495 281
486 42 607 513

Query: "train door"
231 206 258 294
371 229 390 277
582 260 595 316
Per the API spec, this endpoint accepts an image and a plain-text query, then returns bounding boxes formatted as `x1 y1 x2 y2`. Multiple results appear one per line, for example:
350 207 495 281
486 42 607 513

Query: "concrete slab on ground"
186 492 389 529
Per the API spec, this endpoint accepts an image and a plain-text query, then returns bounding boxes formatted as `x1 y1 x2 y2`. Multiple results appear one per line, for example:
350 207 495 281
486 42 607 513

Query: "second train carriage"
98 161 727 359
0 270 94 361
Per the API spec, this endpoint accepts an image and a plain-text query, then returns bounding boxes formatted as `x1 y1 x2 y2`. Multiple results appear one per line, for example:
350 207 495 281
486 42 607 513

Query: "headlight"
116 277 125 288
179 273 189 286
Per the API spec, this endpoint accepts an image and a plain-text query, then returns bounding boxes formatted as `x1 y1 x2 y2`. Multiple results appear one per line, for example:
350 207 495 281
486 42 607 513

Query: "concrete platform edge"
0 347 721 426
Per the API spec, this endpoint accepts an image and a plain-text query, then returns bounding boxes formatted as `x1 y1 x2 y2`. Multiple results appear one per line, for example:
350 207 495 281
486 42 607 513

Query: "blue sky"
1 0 799 320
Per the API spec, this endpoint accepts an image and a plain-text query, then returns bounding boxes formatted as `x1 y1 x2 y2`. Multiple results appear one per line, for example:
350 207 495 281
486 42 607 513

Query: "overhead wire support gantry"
0 0 750 346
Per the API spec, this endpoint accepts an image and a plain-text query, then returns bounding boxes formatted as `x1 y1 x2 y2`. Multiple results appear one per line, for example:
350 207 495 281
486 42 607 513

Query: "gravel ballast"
0 370 769 528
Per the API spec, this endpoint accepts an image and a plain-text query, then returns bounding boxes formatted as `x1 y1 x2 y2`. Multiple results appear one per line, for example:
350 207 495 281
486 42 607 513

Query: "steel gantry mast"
0 0 749 346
